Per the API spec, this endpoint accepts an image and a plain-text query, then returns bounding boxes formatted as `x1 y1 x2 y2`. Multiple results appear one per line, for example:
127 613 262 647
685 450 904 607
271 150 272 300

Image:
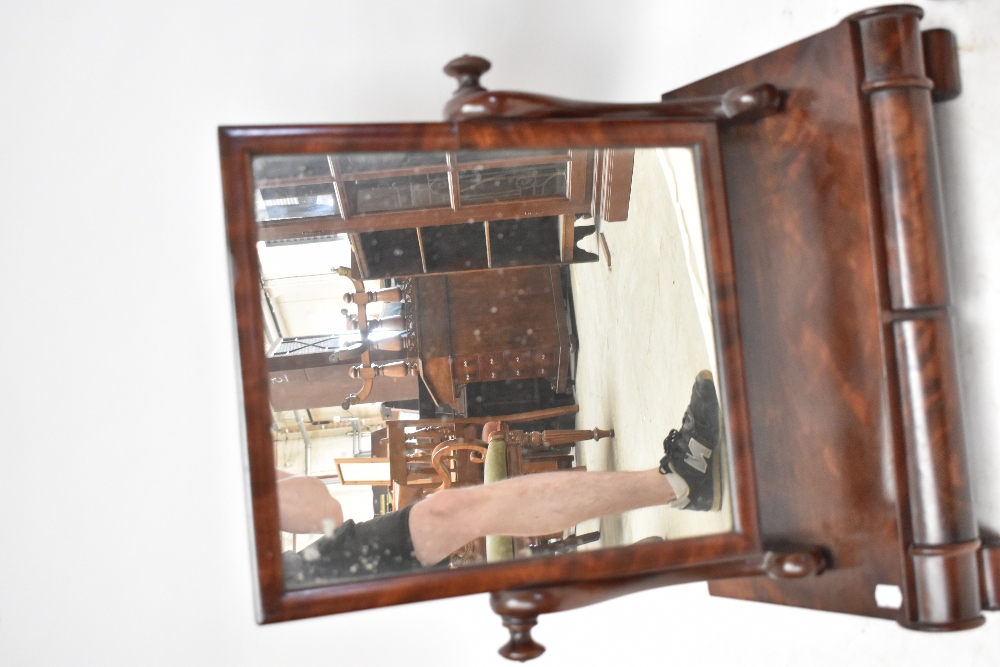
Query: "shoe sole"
711 389 725 511
708 438 723 511
702 369 723 511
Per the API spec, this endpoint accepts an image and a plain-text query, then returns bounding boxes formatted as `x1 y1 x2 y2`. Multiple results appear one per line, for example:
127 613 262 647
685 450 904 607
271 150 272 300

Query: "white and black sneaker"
659 370 723 512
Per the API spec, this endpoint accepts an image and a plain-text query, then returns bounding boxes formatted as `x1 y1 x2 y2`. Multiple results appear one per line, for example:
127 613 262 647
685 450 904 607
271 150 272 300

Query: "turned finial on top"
444 55 491 94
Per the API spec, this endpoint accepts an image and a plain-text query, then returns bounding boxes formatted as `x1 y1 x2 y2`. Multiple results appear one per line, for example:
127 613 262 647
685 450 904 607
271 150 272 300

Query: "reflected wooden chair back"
387 421 489 505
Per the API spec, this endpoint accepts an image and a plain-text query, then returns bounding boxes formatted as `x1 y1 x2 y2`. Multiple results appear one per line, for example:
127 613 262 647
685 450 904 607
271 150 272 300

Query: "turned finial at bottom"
498 615 545 662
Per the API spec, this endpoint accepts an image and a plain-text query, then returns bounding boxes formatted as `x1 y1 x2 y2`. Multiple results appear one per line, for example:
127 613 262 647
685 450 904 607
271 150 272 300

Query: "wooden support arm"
443 55 781 123
490 547 827 662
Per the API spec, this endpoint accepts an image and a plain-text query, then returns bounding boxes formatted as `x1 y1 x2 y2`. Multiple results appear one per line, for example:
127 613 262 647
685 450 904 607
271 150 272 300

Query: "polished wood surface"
895 316 982 629
922 29 961 103
220 118 758 624
981 536 1000 611
218 5 987 653
442 55 781 123
660 3 982 632
859 6 947 311
666 8 904 621
858 4 979 632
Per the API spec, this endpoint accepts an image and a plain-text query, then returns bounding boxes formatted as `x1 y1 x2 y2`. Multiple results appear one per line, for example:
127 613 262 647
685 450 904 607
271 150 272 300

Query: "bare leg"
408 468 675 566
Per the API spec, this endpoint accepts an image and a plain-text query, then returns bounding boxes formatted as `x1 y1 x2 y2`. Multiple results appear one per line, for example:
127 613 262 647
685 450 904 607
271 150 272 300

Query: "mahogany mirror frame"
220 5 1000 660
220 119 765 623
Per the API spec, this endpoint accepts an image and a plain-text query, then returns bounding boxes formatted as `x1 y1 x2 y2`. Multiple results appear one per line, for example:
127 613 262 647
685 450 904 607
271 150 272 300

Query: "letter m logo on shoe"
684 438 712 474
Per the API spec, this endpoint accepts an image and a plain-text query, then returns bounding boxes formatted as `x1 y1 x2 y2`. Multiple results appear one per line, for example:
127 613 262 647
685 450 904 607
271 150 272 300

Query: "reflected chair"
387 421 490 509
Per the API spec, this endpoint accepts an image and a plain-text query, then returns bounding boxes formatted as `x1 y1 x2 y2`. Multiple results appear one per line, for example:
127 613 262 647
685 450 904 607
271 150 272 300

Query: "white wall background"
1 1 997 664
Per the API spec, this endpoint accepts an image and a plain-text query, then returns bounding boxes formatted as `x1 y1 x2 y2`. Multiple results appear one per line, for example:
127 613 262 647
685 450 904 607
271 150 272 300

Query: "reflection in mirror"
254 147 733 590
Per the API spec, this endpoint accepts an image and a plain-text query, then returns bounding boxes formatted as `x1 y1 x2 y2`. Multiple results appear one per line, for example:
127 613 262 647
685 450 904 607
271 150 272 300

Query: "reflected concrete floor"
570 148 733 549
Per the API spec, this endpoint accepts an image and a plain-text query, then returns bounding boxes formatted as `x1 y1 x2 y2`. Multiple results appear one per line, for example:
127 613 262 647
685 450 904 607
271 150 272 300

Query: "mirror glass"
253 147 733 590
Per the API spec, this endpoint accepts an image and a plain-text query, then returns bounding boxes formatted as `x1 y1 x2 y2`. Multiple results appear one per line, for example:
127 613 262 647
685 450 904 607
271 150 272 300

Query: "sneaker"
659 370 723 511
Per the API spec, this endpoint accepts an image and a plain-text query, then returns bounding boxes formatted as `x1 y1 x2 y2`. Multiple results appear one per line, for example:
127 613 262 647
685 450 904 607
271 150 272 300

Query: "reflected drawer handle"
465 374 472 381
463 360 470 367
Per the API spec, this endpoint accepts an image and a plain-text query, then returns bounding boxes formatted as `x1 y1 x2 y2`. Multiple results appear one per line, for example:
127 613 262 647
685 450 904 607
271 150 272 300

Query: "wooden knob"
719 83 781 118
498 615 545 662
443 55 491 94
764 548 828 579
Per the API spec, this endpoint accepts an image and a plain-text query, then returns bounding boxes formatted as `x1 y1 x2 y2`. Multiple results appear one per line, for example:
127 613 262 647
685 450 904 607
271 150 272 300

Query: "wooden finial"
443 55 491 94
497 614 545 662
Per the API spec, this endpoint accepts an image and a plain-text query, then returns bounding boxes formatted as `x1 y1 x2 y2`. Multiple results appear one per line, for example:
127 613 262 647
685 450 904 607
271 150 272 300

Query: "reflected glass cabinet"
253 149 635 278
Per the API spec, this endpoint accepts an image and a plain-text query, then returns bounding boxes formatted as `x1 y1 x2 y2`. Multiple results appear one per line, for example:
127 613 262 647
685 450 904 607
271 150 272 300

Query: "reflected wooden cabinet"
413 266 572 411
263 266 572 415
254 148 635 278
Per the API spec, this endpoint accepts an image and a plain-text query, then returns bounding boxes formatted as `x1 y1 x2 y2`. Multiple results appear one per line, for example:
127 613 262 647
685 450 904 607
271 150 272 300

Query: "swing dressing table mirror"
220 5 998 660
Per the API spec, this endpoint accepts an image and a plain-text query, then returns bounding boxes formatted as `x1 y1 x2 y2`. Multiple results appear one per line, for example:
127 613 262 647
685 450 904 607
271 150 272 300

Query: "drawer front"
534 348 558 377
483 351 509 381
454 354 480 383
508 349 535 379
454 348 561 383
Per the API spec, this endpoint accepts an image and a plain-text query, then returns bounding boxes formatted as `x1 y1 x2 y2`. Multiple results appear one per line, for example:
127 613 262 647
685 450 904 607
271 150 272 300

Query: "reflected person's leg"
408 468 675 566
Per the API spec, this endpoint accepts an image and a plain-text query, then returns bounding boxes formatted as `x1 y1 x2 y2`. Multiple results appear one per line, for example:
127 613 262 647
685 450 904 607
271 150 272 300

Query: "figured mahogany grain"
981 537 1000 611
441 55 780 123
922 29 961 102
220 120 760 624
660 4 983 632
219 5 985 644
857 5 981 631
491 548 826 660
893 318 975 545
663 19 904 621
857 7 947 311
